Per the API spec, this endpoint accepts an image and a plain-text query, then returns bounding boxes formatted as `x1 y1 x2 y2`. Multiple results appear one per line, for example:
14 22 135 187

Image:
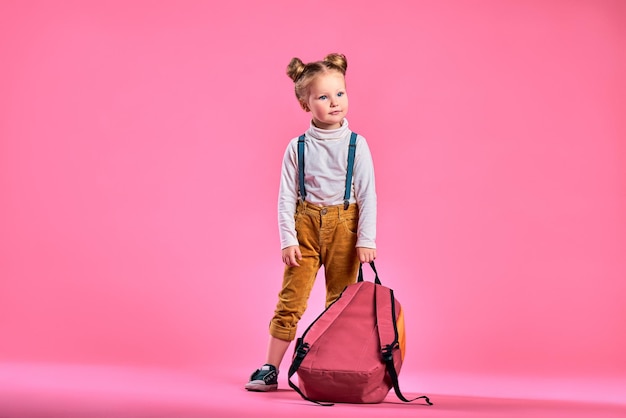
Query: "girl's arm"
353 136 377 250
278 139 300 249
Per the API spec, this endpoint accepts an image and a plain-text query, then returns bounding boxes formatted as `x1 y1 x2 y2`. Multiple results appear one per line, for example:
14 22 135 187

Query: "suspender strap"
297 132 357 209
297 134 306 201
343 132 358 210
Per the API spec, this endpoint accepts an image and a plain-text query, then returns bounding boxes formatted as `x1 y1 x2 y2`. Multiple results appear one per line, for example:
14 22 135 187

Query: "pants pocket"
341 216 358 235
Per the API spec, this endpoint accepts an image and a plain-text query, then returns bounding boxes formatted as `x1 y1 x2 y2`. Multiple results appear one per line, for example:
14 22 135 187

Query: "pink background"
1 0 625 410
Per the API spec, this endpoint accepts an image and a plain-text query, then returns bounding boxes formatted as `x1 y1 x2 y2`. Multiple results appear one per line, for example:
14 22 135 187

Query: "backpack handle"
357 261 382 285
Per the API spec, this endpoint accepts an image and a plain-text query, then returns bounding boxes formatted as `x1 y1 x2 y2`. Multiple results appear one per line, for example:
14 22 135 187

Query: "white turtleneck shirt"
278 119 377 250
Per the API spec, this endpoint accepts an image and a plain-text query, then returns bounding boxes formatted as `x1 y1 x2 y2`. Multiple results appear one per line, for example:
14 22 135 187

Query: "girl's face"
303 71 348 130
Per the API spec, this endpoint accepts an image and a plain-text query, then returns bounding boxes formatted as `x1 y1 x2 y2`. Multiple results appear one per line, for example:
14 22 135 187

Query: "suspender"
297 132 358 210
344 132 358 209
297 134 306 202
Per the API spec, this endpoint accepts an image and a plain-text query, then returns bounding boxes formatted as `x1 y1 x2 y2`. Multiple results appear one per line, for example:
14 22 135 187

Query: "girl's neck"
312 118 343 130
307 118 349 141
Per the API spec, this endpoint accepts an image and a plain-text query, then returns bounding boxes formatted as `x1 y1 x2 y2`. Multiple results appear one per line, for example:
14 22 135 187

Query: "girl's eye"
319 95 327 100
337 92 344 97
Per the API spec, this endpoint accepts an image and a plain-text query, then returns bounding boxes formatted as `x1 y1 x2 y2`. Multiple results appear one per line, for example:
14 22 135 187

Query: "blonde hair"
286 53 348 108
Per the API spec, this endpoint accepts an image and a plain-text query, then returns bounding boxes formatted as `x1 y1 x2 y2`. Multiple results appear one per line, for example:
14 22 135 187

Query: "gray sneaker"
245 364 278 392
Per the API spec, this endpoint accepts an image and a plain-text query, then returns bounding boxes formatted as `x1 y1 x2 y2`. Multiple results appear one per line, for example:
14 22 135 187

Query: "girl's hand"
282 245 302 267
356 247 376 263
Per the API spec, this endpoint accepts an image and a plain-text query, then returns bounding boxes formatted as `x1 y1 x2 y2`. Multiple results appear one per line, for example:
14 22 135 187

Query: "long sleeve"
352 137 377 248
278 140 300 249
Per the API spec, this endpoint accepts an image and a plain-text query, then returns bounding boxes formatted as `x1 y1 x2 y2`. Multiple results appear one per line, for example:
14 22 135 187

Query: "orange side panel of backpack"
396 304 406 361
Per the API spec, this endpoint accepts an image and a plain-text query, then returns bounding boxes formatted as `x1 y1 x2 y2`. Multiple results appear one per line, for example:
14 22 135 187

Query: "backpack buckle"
382 344 395 362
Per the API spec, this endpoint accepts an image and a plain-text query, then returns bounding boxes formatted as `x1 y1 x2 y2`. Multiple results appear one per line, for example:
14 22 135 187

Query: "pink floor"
1 364 624 418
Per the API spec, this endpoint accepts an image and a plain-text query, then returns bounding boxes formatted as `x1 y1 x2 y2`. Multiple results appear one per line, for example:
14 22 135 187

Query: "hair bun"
286 57 306 82
323 53 347 74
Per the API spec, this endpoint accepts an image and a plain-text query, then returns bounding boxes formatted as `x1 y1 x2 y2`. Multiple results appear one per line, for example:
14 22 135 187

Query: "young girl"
245 53 377 392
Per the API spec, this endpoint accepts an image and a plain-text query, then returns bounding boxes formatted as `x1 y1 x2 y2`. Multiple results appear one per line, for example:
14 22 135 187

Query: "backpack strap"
287 342 334 407
296 132 358 209
373 266 433 405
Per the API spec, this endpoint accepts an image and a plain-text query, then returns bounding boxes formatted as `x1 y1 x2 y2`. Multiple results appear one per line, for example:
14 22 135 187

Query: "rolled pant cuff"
269 323 297 342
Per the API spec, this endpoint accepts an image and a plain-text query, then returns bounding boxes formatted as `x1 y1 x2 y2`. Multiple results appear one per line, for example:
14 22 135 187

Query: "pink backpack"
288 262 432 406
